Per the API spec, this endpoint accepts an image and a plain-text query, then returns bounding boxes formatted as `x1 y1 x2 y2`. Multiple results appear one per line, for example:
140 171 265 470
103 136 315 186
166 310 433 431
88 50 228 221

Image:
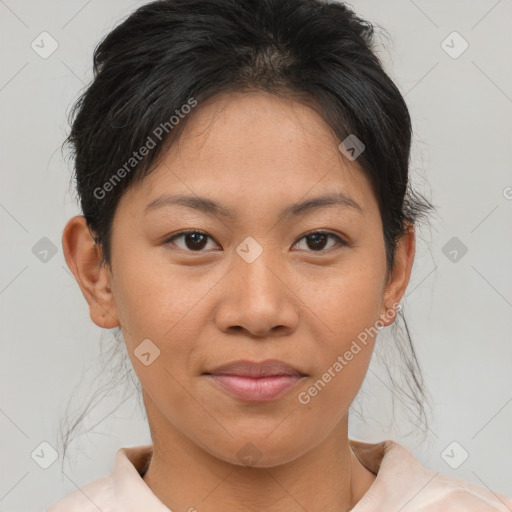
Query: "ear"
379 224 415 326
61 215 119 329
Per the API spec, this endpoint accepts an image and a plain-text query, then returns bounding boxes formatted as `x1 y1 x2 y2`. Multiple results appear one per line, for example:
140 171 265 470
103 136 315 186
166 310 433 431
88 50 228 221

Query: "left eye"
293 231 346 252
165 230 346 253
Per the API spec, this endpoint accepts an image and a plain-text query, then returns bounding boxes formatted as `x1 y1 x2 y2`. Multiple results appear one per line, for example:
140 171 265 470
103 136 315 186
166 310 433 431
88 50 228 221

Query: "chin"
202 432 315 469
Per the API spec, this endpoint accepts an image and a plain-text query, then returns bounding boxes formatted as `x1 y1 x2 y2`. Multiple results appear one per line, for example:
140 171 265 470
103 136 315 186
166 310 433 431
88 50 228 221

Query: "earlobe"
61 215 120 329
379 226 416 327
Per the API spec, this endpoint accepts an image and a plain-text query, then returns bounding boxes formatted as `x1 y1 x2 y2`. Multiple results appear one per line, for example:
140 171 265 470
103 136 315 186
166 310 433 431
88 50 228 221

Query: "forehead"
128 91 378 218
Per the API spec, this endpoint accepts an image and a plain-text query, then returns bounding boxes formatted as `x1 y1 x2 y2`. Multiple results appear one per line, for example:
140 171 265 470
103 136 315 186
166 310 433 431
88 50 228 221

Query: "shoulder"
45 444 161 512
45 474 115 512
351 439 512 511
414 471 512 511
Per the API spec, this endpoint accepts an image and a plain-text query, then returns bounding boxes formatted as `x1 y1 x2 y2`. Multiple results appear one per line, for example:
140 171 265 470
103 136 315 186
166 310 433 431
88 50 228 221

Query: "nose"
214 247 300 338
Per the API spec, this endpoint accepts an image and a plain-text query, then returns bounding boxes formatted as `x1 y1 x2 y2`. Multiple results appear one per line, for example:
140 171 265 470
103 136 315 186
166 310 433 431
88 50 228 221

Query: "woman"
47 0 512 510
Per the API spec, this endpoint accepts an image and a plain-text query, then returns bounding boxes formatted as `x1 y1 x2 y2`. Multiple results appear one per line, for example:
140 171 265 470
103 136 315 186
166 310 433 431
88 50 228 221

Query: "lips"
204 359 306 378
203 359 307 402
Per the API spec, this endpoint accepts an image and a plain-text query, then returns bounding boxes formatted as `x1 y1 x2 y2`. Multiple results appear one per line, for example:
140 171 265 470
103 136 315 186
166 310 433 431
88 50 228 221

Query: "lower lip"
206 374 304 402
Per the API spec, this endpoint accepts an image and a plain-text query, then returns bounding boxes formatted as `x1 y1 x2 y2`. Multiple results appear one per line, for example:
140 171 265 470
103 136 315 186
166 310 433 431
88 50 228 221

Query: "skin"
62 91 415 512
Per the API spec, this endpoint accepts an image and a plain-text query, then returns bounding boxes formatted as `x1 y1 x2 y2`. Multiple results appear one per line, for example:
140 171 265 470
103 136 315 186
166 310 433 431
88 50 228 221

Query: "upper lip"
205 359 306 378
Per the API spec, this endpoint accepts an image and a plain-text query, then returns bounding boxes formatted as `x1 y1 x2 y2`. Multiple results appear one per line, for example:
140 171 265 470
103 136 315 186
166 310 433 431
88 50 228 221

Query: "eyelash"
164 229 348 253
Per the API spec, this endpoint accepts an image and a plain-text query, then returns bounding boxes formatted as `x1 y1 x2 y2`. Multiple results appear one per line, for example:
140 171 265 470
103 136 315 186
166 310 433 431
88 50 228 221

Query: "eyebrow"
144 192 364 220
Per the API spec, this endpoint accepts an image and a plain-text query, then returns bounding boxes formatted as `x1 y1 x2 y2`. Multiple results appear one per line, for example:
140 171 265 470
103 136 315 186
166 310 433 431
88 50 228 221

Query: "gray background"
1 0 511 510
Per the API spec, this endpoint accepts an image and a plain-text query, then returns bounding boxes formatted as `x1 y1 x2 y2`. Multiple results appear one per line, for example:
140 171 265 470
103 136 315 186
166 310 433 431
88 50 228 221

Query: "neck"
142 394 376 512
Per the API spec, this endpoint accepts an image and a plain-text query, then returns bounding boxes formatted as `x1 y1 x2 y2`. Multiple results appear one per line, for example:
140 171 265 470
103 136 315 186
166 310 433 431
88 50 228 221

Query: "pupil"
186 233 207 250
308 233 327 251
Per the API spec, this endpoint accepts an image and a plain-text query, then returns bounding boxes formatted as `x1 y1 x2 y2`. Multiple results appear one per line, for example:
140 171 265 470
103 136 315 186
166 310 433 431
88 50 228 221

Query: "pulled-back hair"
60 0 435 464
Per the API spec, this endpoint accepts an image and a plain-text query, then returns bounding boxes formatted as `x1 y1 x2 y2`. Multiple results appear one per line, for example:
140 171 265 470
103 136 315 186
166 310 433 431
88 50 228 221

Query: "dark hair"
60 0 436 465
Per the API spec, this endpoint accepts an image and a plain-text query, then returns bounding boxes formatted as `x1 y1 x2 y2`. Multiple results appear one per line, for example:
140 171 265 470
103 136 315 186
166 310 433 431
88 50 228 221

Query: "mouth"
203 359 307 402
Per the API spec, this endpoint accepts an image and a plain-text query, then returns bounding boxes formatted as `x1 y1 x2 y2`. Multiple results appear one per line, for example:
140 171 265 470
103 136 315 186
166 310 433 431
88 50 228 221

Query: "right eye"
164 230 220 252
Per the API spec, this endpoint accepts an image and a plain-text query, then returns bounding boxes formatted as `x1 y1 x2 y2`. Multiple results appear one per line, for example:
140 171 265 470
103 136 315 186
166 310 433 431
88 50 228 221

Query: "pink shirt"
46 439 512 511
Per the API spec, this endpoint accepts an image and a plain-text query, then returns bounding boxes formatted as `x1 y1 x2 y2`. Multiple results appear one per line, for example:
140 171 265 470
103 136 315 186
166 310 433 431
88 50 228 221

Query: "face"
63 91 414 467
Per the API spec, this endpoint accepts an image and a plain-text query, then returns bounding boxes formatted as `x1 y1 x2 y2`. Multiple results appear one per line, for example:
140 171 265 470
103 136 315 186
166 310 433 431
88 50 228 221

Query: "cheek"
298 347 373 425
298 248 386 400
303 254 385 344
112 247 204 340
296 285 379 427
110 255 204 399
